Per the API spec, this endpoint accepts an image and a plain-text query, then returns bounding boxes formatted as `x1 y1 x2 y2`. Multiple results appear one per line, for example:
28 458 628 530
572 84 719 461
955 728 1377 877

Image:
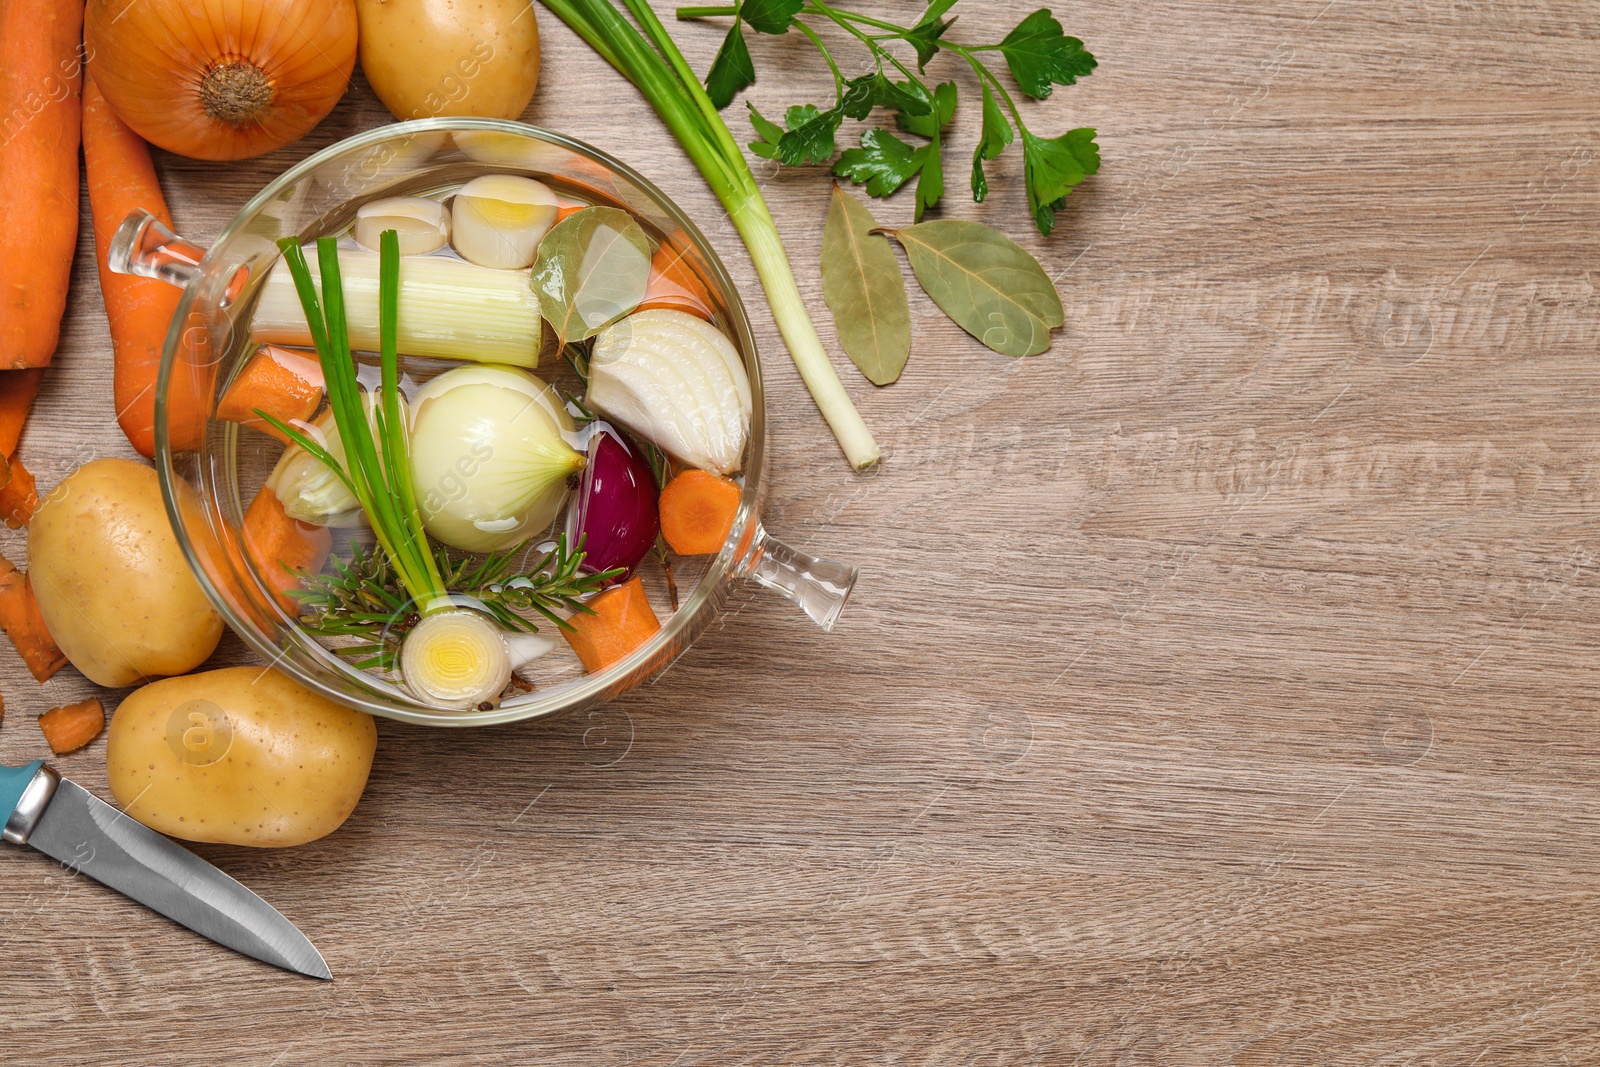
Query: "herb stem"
805 0 919 83
791 18 845 98
675 4 735 17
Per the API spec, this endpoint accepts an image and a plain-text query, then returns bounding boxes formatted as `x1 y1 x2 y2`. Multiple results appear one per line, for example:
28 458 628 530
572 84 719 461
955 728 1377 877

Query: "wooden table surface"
5 1 1600 1063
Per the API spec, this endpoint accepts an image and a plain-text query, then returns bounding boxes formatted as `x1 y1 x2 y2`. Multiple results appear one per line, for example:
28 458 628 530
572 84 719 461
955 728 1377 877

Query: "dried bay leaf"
531 207 651 345
883 219 1063 357
820 186 911 385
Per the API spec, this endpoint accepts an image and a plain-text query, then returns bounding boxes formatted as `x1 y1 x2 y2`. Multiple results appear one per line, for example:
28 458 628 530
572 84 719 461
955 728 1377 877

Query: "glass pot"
110 118 856 728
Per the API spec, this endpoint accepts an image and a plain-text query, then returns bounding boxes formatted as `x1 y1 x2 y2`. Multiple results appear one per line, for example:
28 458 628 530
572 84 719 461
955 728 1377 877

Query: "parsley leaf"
740 0 804 35
902 0 958 70
840 76 877 120
834 129 920 197
777 103 844 166
1022 127 1099 234
747 103 786 159
895 80 955 140
998 9 1098 99
705 21 756 109
909 144 943 221
970 82 1014 202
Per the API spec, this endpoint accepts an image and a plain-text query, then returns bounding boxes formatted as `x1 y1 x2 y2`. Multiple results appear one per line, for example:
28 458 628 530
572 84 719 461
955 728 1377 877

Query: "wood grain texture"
4 1 1600 1063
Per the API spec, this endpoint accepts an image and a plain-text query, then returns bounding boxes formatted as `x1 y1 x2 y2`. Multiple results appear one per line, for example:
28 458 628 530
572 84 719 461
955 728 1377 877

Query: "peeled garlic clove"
451 175 559 269
354 196 451 256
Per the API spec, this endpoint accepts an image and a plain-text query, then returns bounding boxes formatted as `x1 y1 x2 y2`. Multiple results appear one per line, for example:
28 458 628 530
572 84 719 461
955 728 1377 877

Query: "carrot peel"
0 552 66 682
38 699 105 756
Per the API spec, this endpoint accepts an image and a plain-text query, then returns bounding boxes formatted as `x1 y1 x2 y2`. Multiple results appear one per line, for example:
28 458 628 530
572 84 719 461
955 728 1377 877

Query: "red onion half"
566 422 660 580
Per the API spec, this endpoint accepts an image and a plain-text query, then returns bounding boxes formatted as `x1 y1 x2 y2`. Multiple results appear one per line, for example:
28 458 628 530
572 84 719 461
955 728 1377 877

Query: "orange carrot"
555 201 587 223
0 368 44 456
638 240 717 320
216 344 324 442
0 454 39 528
242 485 331 612
0 551 65 682
0 0 85 369
562 575 661 673
83 76 198 457
659 469 742 555
38 699 105 755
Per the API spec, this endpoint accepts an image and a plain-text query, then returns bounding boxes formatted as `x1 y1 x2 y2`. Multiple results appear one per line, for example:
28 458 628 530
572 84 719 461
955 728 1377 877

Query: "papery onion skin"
566 423 660 580
85 0 358 161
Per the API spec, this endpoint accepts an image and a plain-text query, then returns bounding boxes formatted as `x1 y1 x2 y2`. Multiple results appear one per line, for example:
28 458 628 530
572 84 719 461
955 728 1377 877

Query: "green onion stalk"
538 0 883 471
260 231 555 710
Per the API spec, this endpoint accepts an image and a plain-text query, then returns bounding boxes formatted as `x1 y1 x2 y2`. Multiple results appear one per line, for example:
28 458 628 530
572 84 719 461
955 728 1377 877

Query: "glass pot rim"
154 117 767 727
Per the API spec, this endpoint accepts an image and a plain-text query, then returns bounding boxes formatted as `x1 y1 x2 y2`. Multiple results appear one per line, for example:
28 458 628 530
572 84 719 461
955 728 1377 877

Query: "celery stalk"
539 0 883 471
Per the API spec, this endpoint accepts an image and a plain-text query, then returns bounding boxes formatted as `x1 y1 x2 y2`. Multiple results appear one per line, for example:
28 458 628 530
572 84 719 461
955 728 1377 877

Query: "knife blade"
2 760 330 979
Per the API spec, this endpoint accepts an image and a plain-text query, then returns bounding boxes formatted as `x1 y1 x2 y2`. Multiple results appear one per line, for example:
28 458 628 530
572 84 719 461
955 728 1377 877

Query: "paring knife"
1 759 330 979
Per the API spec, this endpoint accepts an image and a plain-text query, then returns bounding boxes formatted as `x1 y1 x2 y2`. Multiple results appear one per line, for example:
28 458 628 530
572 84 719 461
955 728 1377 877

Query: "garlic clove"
450 175 560 269
354 196 451 256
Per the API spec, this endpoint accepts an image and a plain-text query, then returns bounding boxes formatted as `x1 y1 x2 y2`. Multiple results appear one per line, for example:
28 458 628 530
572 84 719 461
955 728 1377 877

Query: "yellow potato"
357 0 541 121
106 667 379 847
29 458 222 687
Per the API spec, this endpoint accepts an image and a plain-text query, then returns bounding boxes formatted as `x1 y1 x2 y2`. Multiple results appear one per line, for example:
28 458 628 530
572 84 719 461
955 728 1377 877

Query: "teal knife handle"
0 760 45 831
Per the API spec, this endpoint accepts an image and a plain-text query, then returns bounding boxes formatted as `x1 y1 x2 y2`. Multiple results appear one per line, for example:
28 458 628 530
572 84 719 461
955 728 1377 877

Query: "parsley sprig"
678 1 1100 234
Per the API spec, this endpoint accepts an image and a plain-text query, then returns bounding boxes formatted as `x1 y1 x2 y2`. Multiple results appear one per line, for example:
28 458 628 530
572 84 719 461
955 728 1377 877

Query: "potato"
29 458 223 687
357 0 540 121
106 667 378 847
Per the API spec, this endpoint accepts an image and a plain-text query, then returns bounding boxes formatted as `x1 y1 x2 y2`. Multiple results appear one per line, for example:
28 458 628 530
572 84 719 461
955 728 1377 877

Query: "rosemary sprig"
293 534 623 672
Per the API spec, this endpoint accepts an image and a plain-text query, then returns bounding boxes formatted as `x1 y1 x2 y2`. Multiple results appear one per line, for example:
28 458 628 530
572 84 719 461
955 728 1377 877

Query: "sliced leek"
252 245 542 366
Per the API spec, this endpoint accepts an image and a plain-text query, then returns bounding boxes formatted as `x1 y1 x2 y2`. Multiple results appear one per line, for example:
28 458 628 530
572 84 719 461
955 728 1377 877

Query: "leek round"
355 196 451 256
586 309 751 475
400 608 554 710
409 365 585 552
451 175 560 269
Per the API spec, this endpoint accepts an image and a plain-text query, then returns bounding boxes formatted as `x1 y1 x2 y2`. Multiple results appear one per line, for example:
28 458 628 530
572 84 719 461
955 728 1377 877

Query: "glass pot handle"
740 524 857 632
108 209 205 288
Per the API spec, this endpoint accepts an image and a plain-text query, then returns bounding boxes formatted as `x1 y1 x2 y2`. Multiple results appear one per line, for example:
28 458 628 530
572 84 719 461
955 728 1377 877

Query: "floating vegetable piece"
400 608 553 711
38 699 105 756
659 469 741 556
587 309 751 476
820 186 911 385
409 364 585 552
566 424 660 579
267 399 400 526
84 0 358 162
242 485 333 613
106 667 377 846
452 175 560 269
355 196 452 255
638 240 717 320
882 220 1064 357
530 206 652 344
217 344 324 442
253 244 542 366
561 574 661 673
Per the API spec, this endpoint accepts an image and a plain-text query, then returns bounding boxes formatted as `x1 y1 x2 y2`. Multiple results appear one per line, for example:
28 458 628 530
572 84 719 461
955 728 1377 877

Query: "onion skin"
567 424 660 580
85 0 357 161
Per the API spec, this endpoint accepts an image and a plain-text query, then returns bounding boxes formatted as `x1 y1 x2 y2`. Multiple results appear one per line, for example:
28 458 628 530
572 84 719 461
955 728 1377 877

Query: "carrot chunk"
0 553 66 682
242 486 332 613
562 575 661 673
38 699 105 756
216 344 325 442
638 240 717 320
658 469 741 556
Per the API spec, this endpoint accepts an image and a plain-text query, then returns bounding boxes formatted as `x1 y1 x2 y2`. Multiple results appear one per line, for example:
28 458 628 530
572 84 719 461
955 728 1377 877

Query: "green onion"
264 234 448 613
538 0 882 471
